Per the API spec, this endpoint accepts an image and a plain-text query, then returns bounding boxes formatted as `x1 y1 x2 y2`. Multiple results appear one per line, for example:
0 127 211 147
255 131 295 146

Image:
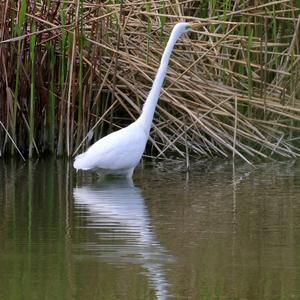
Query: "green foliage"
16 0 27 35
159 1 167 42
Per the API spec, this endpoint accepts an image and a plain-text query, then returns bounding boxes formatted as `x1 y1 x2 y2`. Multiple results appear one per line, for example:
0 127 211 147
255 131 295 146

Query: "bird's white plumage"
74 119 148 176
74 22 193 177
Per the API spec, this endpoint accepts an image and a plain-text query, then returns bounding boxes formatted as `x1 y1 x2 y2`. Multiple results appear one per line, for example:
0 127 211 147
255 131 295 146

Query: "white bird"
74 22 203 178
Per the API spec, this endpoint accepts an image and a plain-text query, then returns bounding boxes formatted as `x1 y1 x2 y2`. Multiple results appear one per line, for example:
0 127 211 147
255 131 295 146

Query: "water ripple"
73 178 173 300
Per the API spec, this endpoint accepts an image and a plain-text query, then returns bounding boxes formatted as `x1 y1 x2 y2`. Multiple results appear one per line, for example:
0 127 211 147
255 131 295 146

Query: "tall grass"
29 20 36 159
12 0 27 154
0 1 299 161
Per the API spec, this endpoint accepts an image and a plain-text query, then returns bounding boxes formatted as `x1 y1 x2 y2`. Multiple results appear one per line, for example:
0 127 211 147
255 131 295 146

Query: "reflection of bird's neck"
139 27 186 135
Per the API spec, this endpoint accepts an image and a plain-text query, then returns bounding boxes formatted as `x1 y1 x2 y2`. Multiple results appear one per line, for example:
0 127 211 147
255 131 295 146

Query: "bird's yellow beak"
188 22 206 30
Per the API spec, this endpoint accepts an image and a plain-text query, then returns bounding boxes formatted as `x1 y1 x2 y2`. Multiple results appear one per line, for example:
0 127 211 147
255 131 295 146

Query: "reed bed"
0 0 300 162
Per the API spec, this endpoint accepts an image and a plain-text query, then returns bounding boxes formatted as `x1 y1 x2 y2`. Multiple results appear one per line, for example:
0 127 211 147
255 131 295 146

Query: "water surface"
0 158 300 299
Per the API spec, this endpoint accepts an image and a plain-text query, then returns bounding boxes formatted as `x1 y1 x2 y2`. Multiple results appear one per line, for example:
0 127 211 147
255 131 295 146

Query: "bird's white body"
74 23 194 177
74 119 147 177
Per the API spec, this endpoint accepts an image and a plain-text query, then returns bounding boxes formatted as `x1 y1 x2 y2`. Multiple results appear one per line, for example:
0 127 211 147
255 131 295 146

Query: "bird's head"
172 22 206 35
187 22 207 30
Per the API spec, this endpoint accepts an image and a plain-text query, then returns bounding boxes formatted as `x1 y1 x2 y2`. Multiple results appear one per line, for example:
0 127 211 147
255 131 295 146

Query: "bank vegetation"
0 0 300 162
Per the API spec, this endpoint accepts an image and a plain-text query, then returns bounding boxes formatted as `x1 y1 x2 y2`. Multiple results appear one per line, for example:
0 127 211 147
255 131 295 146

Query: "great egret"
74 22 203 177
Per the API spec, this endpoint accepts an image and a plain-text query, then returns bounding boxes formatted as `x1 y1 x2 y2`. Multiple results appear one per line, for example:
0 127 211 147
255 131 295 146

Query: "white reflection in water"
74 178 172 300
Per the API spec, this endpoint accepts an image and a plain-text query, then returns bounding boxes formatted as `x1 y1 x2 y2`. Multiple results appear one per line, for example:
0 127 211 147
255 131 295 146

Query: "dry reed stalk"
0 0 299 162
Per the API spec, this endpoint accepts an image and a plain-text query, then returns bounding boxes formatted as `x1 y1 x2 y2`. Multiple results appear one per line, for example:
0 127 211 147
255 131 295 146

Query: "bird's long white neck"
138 26 186 134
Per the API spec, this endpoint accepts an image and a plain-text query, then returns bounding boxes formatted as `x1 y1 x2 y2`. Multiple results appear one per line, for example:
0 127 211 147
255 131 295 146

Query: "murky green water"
1 158 300 300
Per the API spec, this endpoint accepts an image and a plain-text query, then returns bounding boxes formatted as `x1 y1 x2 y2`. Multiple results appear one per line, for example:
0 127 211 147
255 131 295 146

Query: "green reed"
57 0 68 156
47 41 56 153
246 28 253 99
145 1 152 64
12 0 27 153
76 0 85 148
159 1 167 42
28 21 36 159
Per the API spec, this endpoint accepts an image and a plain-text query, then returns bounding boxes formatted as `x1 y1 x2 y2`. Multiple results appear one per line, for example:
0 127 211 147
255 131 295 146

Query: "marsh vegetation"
0 1 299 161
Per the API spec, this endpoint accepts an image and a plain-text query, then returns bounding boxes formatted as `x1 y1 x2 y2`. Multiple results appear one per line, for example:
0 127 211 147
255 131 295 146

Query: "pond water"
0 158 300 299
